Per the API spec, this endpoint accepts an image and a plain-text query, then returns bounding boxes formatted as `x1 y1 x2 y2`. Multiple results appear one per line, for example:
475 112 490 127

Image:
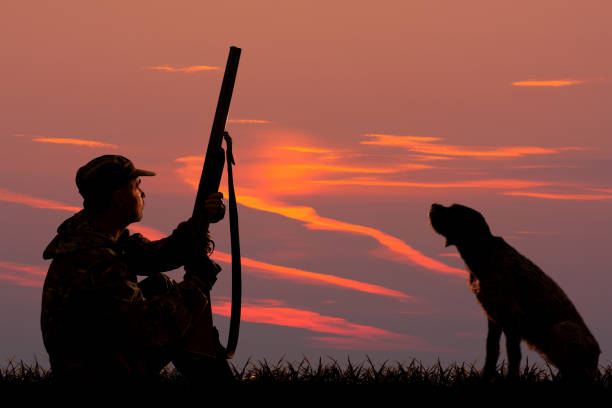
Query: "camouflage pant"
139 274 235 385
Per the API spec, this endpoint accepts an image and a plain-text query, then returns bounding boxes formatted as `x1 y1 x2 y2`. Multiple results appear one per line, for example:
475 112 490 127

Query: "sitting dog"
429 203 600 380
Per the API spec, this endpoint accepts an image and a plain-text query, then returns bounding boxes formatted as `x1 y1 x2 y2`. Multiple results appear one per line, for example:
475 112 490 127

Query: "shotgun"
191 46 241 359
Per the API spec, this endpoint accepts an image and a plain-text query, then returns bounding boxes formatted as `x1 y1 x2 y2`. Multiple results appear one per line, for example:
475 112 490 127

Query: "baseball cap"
76 155 155 199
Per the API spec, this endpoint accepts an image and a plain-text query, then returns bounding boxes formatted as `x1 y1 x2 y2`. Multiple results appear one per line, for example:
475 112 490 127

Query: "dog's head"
429 203 492 247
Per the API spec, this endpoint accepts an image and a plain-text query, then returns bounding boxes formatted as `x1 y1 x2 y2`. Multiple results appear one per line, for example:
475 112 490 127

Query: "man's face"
116 177 145 224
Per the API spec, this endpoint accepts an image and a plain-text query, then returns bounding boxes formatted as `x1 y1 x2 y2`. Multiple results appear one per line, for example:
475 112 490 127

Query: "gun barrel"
207 46 242 160
194 46 241 215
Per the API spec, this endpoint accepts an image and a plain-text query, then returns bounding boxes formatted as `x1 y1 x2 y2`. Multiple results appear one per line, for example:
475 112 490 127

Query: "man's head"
429 203 492 247
76 155 155 222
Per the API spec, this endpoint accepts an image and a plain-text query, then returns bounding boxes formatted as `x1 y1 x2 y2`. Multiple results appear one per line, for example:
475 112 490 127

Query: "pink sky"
1 1 611 368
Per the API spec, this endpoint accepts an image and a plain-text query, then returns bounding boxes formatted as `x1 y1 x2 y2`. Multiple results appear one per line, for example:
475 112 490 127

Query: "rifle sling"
224 133 241 359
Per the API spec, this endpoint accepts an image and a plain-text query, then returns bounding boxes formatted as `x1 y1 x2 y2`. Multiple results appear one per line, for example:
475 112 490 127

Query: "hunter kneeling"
41 154 232 384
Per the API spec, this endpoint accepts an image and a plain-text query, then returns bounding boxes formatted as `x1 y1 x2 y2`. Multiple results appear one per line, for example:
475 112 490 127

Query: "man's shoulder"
46 244 130 287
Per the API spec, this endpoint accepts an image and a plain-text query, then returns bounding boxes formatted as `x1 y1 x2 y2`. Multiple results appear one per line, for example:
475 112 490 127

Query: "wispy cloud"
312 178 549 190
128 224 413 299
0 261 46 288
0 188 81 212
174 155 464 275
212 252 413 300
0 261 46 276
128 224 165 240
227 119 271 124
512 164 579 169
32 137 118 149
0 274 42 288
0 188 417 298
289 164 402 174
511 79 586 87
226 193 465 276
0 258 422 350
280 146 335 154
145 65 219 73
212 299 432 350
503 191 612 200
361 134 574 159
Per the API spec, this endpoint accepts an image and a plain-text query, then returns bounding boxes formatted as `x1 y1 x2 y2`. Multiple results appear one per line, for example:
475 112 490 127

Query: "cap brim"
133 169 156 177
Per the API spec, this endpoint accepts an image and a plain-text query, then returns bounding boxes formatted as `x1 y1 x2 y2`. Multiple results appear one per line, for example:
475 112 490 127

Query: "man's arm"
120 193 225 275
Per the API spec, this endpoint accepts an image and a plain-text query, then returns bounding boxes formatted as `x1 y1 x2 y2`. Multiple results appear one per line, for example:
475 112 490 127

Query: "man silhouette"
41 155 232 384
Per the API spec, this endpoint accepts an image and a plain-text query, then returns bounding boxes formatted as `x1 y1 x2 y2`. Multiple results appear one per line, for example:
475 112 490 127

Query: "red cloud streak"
0 261 46 276
32 137 118 148
361 134 577 158
503 191 612 200
212 252 412 300
129 225 413 299
174 156 464 276
0 274 42 288
0 261 422 351
0 188 81 212
511 80 585 87
146 65 219 72
0 261 47 288
227 119 271 124
312 179 548 189
212 299 431 350
232 194 467 276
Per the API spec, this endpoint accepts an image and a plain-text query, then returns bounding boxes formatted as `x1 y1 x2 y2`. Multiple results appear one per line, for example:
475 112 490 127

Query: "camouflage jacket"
41 210 219 381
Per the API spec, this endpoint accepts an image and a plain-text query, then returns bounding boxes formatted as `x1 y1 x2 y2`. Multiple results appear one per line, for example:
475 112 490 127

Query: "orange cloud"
212 299 431 350
129 224 412 299
227 119 271 124
413 155 454 161
280 146 335 154
289 164 401 174
515 231 555 235
512 164 579 169
312 178 549 189
212 252 412 300
129 224 165 240
0 261 46 276
0 188 81 212
232 193 465 276
145 65 219 73
32 137 118 149
361 134 571 158
512 80 585 87
174 154 464 275
503 191 612 200
0 274 42 288
0 261 46 288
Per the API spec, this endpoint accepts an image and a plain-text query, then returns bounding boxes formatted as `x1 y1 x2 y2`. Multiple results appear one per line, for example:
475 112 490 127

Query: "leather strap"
223 132 241 359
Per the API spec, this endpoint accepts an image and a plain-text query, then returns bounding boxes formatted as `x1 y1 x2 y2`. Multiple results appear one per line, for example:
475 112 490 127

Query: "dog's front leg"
483 318 502 379
504 330 521 380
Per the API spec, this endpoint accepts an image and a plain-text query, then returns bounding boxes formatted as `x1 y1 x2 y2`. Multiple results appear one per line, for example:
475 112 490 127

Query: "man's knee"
138 273 176 297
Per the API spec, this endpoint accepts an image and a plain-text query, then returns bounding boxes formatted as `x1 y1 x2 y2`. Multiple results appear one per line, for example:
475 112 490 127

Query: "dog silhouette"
429 203 600 380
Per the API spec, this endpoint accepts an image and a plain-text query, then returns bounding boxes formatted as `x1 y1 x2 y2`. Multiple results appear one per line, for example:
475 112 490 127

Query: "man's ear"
112 188 124 207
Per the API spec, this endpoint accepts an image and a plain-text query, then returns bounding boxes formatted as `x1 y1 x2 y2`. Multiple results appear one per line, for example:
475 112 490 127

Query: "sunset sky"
1 1 611 369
